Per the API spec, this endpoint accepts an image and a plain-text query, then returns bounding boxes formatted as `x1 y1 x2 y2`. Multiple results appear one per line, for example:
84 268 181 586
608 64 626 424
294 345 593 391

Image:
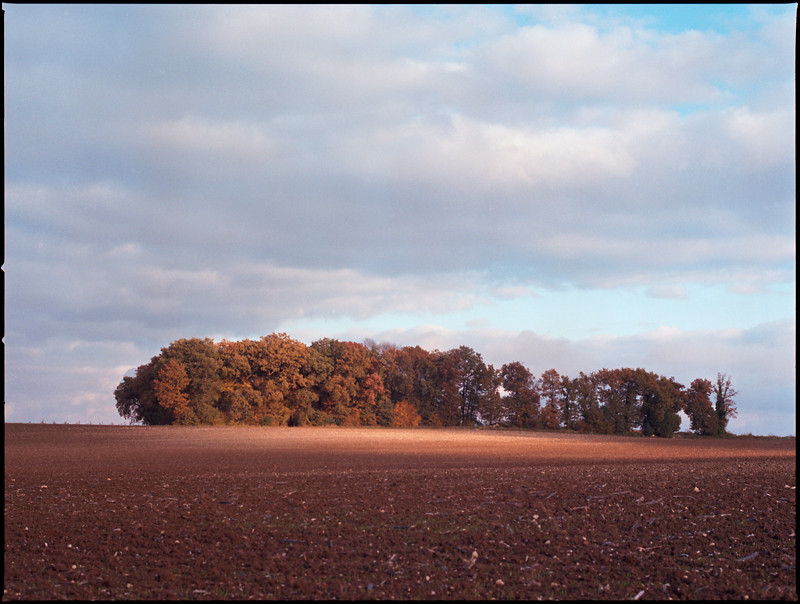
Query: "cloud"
6 7 793 286
646 286 688 300
4 5 794 434
342 114 637 191
142 117 279 168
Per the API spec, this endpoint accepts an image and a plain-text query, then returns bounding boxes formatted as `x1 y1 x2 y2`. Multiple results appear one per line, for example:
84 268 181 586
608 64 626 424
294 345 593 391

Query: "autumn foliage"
391 401 422 428
115 334 737 437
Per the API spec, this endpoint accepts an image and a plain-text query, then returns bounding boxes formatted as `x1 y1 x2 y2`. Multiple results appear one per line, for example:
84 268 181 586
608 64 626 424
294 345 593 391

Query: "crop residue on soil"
4 424 796 600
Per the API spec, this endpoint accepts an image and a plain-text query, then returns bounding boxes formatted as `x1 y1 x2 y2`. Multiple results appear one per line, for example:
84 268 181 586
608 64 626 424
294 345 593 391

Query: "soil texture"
4 424 796 600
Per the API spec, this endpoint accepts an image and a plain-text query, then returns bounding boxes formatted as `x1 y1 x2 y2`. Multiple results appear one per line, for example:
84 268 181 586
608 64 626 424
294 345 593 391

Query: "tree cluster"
115 334 737 437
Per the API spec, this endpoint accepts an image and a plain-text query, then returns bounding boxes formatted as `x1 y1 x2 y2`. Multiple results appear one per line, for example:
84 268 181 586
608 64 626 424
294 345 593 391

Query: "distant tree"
287 387 319 426
539 369 562 429
309 339 388 426
638 370 683 437
153 358 191 423
218 339 254 387
449 346 493 426
657 375 685 437
378 345 439 425
595 368 623 433
251 334 310 393
477 365 504 426
714 373 739 436
559 373 580 430
114 333 744 437
685 378 717 436
500 361 540 428
375 344 410 405
596 368 642 434
618 368 643 433
230 334 310 425
572 372 607 433
115 362 160 425
218 386 259 425
432 350 462 426
256 381 293 426
407 347 441 425
160 338 224 424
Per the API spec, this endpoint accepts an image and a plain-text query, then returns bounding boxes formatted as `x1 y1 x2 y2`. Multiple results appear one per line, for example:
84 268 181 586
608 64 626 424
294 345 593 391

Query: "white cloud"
723 106 796 168
477 21 736 106
343 114 636 190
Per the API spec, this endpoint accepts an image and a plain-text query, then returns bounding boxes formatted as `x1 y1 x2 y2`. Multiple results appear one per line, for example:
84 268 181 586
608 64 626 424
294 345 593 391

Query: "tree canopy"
115 333 738 437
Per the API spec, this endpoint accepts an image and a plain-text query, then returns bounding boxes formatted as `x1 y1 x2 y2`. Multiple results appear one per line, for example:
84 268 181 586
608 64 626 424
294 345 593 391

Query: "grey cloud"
6 214 501 346
5 5 794 431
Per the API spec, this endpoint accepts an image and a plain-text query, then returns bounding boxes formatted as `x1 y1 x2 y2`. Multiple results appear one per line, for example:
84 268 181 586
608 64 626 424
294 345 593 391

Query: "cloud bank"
4 5 795 434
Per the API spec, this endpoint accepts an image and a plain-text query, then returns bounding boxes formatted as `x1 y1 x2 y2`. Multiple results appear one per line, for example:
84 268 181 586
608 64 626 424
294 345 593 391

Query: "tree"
391 400 422 428
115 362 161 425
638 371 683 438
714 373 738 436
559 373 579 430
160 338 224 424
385 346 440 425
218 386 260 424
595 368 623 433
477 365 504 426
431 350 462 426
500 361 540 428
255 381 293 426
225 334 310 424
539 369 562 429
218 339 254 387
685 378 717 436
572 372 607 433
449 346 495 426
115 333 742 437
618 368 643 433
153 358 191 423
309 339 388 425
287 387 319 426
595 368 641 434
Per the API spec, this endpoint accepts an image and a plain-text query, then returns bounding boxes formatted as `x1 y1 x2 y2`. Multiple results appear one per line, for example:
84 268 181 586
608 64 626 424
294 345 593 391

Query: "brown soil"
4 424 796 600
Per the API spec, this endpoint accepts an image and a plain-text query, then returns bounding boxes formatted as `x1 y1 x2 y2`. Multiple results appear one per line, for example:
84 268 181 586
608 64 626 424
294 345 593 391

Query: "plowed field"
4 424 796 600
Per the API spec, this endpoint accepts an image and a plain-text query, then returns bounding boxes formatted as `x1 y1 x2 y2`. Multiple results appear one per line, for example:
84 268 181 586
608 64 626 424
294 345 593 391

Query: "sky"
4 4 796 435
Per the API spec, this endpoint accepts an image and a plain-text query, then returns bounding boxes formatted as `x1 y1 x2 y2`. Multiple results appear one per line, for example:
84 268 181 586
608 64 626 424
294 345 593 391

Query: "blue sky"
4 4 796 434
586 4 768 32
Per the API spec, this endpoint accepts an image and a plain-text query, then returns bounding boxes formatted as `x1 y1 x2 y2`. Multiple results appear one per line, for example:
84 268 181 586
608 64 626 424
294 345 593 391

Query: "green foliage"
114 333 737 437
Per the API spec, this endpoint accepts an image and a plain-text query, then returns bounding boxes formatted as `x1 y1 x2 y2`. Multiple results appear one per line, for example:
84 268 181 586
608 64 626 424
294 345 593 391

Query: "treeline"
114 334 738 437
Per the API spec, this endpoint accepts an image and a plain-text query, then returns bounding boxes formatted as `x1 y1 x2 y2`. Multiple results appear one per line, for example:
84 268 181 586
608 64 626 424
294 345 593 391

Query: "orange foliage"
153 359 190 422
392 401 422 428
116 333 734 439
